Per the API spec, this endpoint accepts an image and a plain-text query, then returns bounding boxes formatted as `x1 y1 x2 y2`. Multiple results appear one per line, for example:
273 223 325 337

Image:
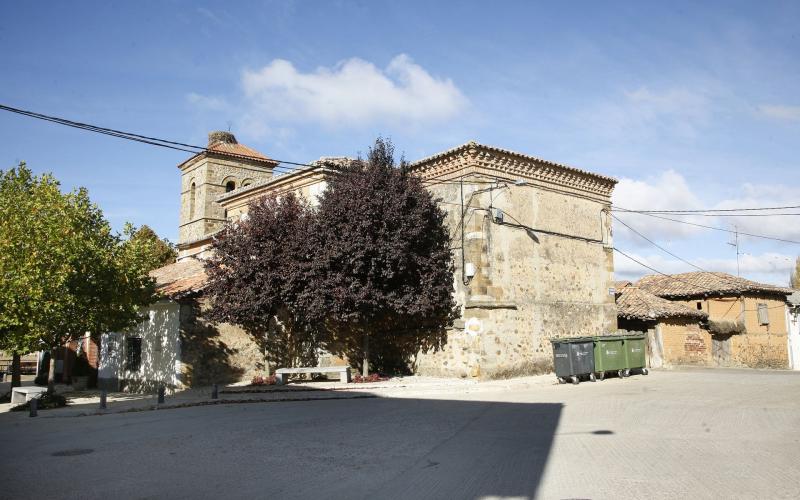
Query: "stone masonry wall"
415 172 616 378
178 156 273 245
178 296 266 387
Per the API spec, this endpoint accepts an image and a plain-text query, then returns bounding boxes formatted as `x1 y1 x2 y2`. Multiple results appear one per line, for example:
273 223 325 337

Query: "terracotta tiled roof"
616 286 708 321
207 141 273 163
177 134 276 169
636 272 793 299
150 258 208 299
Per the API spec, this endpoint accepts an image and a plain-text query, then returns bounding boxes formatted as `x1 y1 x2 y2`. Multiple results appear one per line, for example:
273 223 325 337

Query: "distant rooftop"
178 131 276 169
636 272 793 299
616 285 708 321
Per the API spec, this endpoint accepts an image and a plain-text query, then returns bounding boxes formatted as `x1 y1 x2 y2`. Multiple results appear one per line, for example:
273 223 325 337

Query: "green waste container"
622 333 649 375
550 337 596 385
593 335 628 380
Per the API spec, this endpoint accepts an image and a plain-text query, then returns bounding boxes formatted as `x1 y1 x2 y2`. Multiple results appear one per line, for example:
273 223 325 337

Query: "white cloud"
757 104 800 121
614 251 795 287
613 171 800 245
612 170 705 243
186 92 229 111
238 54 467 128
577 85 711 142
712 183 800 242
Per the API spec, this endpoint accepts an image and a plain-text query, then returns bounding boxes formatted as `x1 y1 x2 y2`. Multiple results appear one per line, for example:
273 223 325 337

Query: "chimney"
208 131 237 147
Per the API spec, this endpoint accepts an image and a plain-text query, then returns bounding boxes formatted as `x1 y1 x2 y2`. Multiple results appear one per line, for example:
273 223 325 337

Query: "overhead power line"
612 247 731 295
613 206 800 245
0 103 495 187
611 213 768 293
611 214 705 272
618 204 800 213
5 103 799 217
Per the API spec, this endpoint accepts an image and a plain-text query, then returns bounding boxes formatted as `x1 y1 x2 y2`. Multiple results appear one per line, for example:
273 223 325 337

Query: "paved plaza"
1 368 799 499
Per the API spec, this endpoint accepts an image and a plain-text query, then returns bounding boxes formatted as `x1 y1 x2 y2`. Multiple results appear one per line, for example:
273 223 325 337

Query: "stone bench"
275 366 351 384
11 386 47 405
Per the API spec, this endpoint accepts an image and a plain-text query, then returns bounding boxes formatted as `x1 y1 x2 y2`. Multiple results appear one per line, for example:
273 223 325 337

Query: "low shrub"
251 374 277 386
353 373 388 383
11 392 67 412
708 319 745 336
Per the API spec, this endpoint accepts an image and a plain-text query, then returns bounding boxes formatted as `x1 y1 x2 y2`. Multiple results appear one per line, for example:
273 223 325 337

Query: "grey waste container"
551 337 596 385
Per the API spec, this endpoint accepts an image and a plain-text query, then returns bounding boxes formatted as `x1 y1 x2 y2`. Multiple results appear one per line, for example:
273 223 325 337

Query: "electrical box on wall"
492 208 504 223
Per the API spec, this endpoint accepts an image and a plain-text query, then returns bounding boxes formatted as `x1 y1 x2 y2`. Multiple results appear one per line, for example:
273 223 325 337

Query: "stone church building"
99 132 617 391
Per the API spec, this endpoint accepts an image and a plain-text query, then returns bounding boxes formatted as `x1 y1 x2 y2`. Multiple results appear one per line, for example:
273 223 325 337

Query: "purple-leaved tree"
204 192 320 371
205 138 457 376
312 138 458 375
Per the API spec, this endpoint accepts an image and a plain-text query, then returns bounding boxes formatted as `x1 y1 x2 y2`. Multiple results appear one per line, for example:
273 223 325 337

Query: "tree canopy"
205 138 457 375
0 162 158 386
312 138 457 374
205 192 319 368
124 224 177 271
791 256 800 289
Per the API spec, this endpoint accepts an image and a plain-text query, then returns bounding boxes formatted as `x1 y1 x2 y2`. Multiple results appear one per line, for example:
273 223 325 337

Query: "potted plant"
71 353 91 391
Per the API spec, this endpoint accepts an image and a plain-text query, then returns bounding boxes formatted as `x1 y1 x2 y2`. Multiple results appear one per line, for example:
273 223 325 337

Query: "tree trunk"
11 352 21 388
362 334 369 377
47 348 57 394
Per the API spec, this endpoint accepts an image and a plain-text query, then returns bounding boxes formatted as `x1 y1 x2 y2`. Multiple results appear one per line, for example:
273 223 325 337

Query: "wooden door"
712 335 731 366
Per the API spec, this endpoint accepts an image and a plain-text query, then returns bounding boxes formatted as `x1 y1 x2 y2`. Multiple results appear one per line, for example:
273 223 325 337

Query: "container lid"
594 333 646 340
550 336 595 344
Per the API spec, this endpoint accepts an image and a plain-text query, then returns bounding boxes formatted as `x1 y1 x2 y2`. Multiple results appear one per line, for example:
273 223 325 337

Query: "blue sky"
1 1 798 284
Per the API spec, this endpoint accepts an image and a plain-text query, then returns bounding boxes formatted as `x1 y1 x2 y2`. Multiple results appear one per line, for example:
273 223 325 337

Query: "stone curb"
39 392 377 418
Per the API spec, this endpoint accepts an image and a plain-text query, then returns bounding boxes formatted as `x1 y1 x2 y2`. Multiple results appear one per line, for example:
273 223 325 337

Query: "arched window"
189 182 196 219
242 178 254 187
225 181 236 192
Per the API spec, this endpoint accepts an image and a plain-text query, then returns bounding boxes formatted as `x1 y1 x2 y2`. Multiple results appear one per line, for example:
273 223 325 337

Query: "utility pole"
727 225 741 276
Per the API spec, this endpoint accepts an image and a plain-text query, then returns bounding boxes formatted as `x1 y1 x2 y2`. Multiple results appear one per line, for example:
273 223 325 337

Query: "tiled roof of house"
636 272 793 299
616 286 708 321
150 258 208 299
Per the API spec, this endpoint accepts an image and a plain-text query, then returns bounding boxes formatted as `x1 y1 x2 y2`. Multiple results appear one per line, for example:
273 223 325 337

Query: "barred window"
125 337 142 372
757 303 770 326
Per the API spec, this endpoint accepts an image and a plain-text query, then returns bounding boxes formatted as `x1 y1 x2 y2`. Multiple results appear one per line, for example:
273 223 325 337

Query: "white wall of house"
787 305 800 370
99 300 182 392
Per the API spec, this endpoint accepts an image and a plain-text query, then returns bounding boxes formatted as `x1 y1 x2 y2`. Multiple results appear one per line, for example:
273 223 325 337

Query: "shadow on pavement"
0 392 564 500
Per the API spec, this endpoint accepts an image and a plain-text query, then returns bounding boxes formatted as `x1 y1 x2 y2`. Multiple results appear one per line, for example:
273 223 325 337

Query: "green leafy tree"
0 162 157 391
124 224 177 271
791 256 800 289
0 163 72 386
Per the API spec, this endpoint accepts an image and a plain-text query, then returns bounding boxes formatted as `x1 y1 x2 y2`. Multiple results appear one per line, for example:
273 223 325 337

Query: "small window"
225 181 236 192
696 301 702 310
189 182 196 219
125 337 142 372
757 303 770 325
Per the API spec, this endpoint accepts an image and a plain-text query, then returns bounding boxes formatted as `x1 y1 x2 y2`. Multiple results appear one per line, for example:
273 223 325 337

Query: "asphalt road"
1 368 799 500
